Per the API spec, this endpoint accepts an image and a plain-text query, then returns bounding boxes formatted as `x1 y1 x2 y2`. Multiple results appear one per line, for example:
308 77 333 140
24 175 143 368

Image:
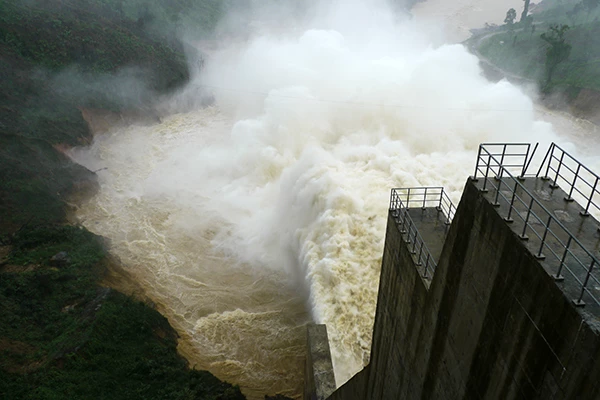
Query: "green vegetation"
541 24 572 89
0 1 249 398
504 8 517 27
0 226 245 399
0 0 194 233
471 0 600 95
1 2 182 77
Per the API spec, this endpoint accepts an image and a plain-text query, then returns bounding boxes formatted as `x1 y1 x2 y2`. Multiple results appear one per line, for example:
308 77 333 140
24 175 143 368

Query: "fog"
188 0 560 383
68 0 594 398
412 0 526 42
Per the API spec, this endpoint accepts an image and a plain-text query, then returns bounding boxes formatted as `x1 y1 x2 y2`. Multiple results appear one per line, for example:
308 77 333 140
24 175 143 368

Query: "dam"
306 142 600 399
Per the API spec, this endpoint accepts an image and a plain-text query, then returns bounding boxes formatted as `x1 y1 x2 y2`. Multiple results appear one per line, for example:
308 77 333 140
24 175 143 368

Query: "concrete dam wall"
307 143 600 400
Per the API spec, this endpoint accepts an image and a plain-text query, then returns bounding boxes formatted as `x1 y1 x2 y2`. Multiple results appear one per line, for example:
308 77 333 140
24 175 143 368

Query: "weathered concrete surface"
327 366 368 400
406 207 450 263
474 176 600 316
325 178 600 399
305 324 336 400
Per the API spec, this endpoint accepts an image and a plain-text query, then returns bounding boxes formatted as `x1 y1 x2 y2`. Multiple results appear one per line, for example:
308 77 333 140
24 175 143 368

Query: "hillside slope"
0 1 250 398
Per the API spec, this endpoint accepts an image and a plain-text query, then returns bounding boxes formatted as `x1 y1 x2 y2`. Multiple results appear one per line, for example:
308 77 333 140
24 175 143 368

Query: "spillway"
68 1 578 397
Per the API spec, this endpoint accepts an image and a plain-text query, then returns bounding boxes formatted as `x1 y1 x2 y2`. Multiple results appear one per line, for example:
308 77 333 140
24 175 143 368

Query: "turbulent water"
67 0 600 398
71 110 309 398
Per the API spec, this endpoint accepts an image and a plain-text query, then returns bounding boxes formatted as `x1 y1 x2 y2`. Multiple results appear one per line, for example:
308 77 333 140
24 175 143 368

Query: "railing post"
417 242 424 266
520 197 535 240
521 142 538 178
406 188 411 208
536 215 552 260
520 143 531 178
482 153 491 192
412 230 418 254
554 236 571 281
505 180 519 222
550 150 565 189
565 163 580 202
404 218 412 243
581 176 598 217
446 203 453 225
495 144 507 181
400 208 408 233
474 145 482 179
493 176 502 207
498 144 508 179
543 144 555 179
422 187 427 210
574 259 596 307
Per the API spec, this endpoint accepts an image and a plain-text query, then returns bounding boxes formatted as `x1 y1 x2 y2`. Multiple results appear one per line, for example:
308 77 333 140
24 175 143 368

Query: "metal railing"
474 143 600 308
391 187 456 224
472 143 538 180
389 187 456 279
537 143 600 217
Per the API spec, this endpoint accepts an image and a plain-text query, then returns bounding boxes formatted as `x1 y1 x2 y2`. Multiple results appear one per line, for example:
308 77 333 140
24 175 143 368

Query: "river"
69 1 598 399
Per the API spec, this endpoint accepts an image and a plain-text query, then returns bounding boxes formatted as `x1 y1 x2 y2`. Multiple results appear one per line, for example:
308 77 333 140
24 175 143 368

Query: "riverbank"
0 224 246 400
412 0 599 143
473 47 600 126
0 1 254 398
463 0 600 125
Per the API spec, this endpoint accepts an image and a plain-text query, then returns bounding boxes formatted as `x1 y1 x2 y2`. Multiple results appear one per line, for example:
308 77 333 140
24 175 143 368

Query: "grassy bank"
470 0 600 96
476 22 600 91
0 226 245 399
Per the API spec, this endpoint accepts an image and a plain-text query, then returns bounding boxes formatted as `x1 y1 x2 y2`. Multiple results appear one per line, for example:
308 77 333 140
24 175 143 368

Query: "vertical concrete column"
304 324 336 400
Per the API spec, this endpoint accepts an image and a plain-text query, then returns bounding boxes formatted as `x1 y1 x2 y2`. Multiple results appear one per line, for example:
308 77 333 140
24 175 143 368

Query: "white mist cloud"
73 0 564 393
174 0 558 384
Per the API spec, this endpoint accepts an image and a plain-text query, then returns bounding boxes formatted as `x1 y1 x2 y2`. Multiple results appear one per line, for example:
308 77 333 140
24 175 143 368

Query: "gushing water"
69 1 575 398
71 109 309 398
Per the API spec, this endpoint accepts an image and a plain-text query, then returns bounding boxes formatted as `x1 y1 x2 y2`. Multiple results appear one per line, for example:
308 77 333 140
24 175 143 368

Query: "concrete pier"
304 324 336 400
313 176 600 399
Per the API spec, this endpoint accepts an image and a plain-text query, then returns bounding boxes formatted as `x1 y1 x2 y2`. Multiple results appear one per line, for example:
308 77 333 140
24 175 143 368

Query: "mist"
188 0 559 383
70 0 569 397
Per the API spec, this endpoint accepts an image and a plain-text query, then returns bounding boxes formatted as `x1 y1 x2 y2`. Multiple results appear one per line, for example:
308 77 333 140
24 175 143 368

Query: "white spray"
71 0 564 398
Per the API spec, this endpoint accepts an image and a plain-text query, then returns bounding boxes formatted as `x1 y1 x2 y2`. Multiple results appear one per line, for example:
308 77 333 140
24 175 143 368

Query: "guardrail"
537 143 600 217
391 187 456 224
389 187 455 279
474 143 600 308
472 142 537 180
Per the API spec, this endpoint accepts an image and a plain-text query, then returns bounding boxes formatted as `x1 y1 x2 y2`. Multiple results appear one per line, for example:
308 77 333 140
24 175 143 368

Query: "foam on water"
70 1 571 397
71 109 309 399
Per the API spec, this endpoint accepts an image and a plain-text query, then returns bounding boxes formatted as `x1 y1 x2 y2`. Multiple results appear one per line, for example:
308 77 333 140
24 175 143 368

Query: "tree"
540 24 572 90
521 0 531 22
505 8 517 26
